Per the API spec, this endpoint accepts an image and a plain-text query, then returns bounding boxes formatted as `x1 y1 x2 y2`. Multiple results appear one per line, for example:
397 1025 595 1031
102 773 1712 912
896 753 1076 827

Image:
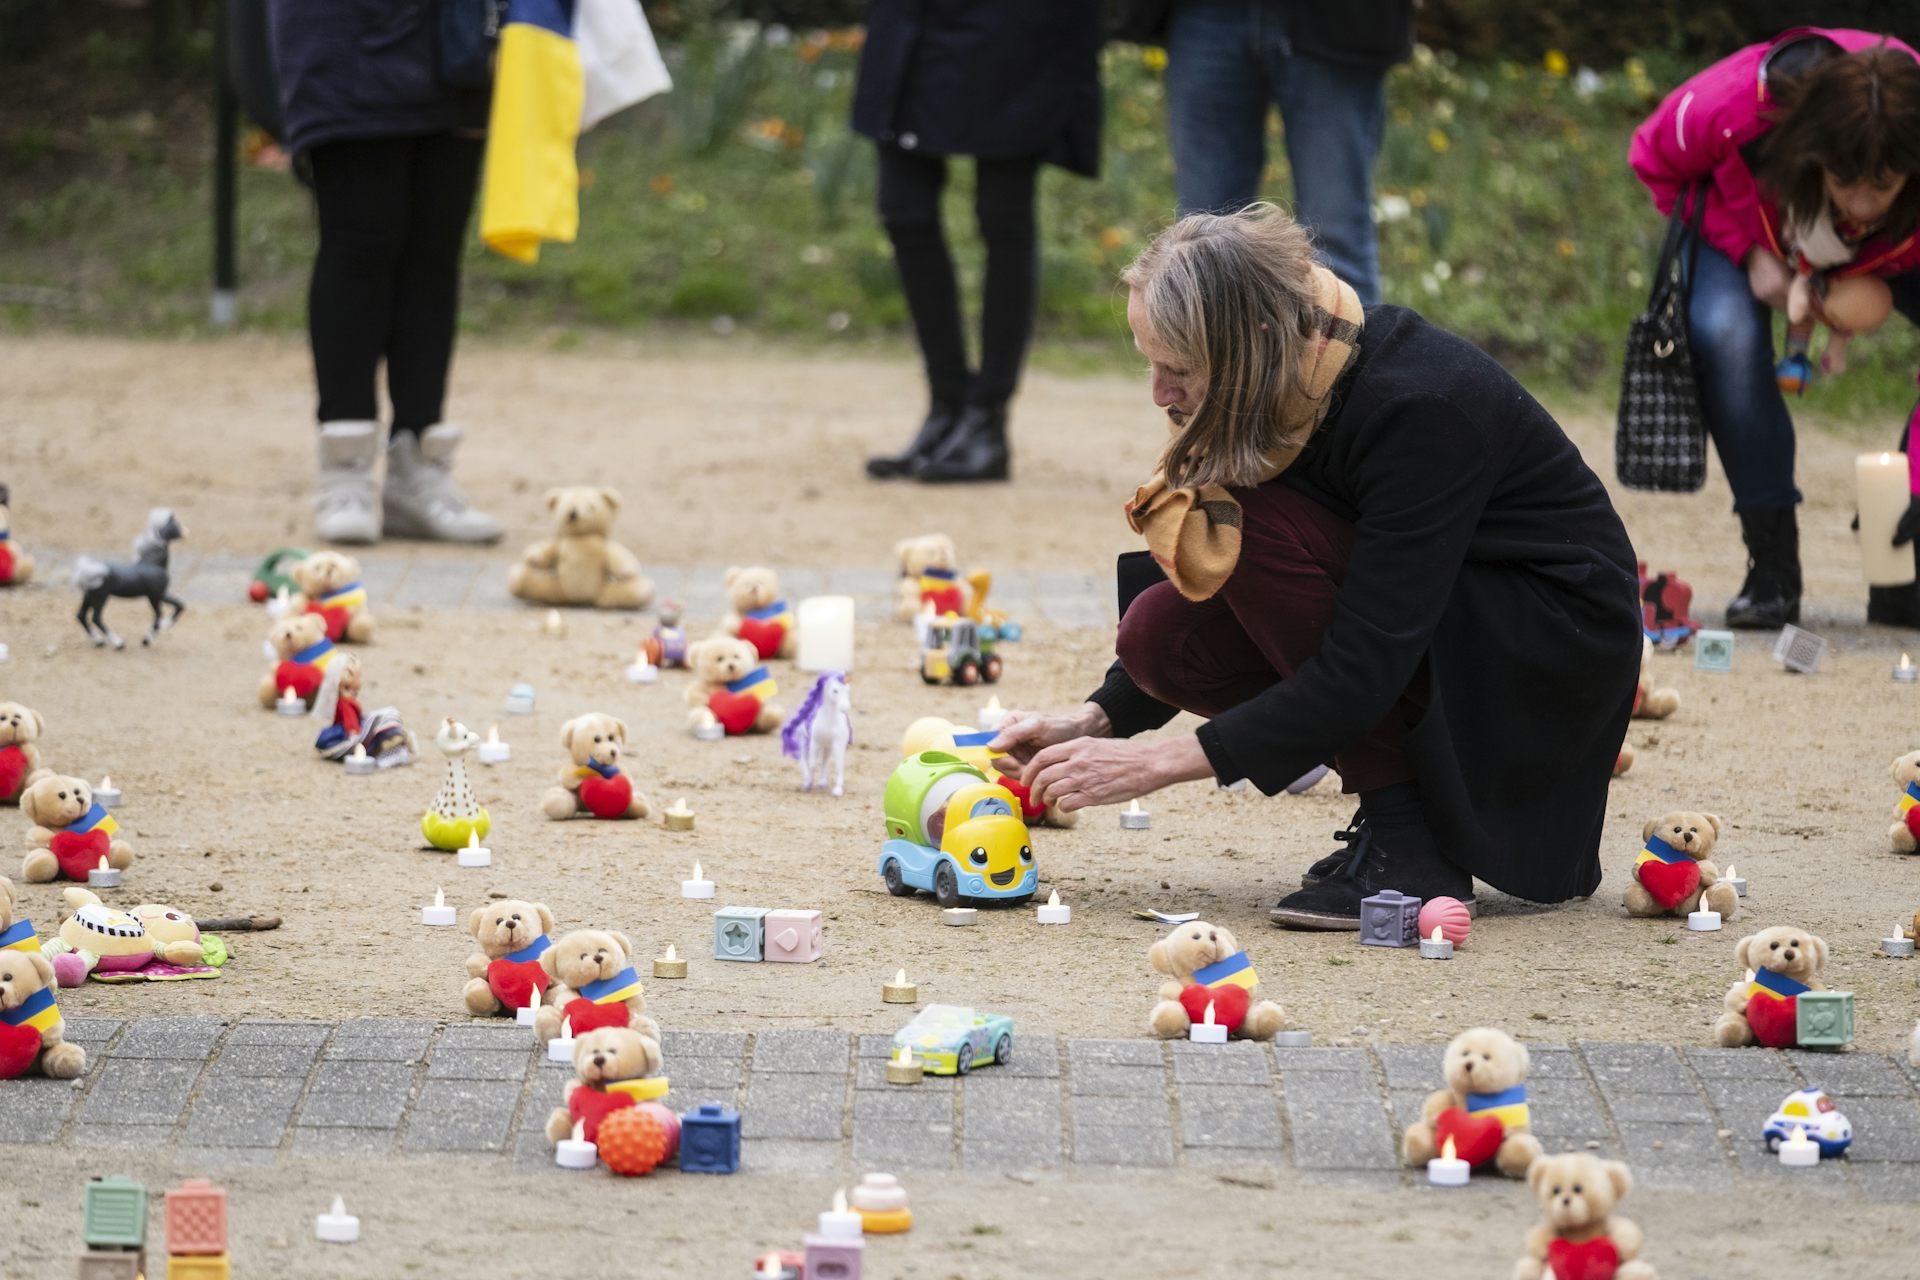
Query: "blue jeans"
1164 0 1387 303
1686 240 1920 512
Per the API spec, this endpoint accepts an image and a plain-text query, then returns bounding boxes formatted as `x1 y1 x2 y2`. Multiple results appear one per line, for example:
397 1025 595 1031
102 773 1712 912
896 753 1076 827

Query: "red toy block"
164 1180 228 1256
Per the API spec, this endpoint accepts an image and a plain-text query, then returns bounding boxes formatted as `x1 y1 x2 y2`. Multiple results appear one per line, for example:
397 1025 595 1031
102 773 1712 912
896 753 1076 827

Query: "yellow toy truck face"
939 785 1033 890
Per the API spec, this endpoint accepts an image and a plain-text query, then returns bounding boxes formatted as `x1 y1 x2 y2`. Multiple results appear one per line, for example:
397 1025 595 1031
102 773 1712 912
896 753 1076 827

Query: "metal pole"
211 0 238 328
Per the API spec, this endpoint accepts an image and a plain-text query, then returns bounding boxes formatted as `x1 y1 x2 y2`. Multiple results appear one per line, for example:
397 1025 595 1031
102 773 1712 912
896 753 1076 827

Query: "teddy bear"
258 612 336 710
0 483 32 586
1622 811 1736 921
0 702 51 806
508 486 654 610
1714 926 1829 1048
1886 750 1920 854
1145 920 1287 1041
541 713 650 820
463 899 557 1017
0 936 86 1080
535 928 660 1043
21 775 134 884
685 635 784 735
894 533 971 622
287 549 375 643
1629 638 1678 720
899 715 1077 828
1401 1027 1544 1179
1513 1152 1656 1280
543 1026 666 1144
721 566 797 661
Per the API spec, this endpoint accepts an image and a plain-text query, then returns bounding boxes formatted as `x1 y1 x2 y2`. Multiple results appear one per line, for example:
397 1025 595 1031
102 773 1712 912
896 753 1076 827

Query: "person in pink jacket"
1630 28 1920 628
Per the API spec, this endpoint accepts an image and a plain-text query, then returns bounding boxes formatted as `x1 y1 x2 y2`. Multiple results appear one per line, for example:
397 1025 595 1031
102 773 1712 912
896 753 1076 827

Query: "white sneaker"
314 420 382 545
382 424 504 544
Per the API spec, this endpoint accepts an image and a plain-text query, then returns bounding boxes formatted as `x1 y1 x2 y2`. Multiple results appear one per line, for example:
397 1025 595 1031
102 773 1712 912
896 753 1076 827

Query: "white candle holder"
1777 1130 1820 1168
1119 800 1151 830
315 1197 360 1244
504 684 537 716
1035 890 1070 925
941 907 978 927
547 1021 576 1063
421 888 456 927
1427 1151 1471 1187
1724 866 1747 898
457 835 492 868
86 864 121 889
693 715 725 742
681 863 715 900
515 1002 539 1027
1881 932 1915 958
92 779 122 808
1896 655 1917 683
554 1132 597 1170
276 690 306 717
1418 933 1454 960
626 656 659 684
343 748 375 776
477 726 511 764
1686 900 1722 932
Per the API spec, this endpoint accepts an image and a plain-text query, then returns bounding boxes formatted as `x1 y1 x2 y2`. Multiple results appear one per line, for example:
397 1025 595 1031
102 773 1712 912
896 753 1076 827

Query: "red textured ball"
248 580 270 603
596 1107 669 1176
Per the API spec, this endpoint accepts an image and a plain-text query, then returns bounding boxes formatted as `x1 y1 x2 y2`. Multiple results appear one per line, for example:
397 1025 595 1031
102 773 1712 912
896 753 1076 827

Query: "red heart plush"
50 829 110 881
1545 1237 1621 1280
306 602 351 643
737 617 784 661
1636 857 1700 912
1745 990 1798 1048
922 585 963 614
1433 1106 1505 1168
707 690 760 736
564 998 632 1036
999 774 1045 823
578 770 634 819
0 745 27 802
1177 983 1251 1031
273 660 324 702
1905 807 1920 841
568 1085 636 1142
486 957 550 1012
0 543 15 586
0 1020 43 1079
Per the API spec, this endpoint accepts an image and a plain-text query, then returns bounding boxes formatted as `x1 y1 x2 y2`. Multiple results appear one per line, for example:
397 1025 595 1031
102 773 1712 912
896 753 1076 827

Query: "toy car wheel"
994 1034 1011 1065
882 859 915 898
933 862 962 909
1764 1133 1782 1152
956 1044 973 1075
956 658 981 686
920 670 940 686
983 656 1003 682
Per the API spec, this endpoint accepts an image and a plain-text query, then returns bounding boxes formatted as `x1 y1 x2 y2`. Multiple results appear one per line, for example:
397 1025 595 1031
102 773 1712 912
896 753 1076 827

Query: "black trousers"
875 144 1040 409
306 133 484 435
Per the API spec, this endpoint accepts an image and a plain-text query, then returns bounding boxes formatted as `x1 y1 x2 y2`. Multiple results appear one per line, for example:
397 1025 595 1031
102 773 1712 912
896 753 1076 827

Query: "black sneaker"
1271 823 1475 931
1299 811 1365 888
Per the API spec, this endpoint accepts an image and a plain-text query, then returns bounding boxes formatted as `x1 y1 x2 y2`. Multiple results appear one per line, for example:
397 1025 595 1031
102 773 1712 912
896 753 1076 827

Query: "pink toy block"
164 1180 228 1256
763 909 823 963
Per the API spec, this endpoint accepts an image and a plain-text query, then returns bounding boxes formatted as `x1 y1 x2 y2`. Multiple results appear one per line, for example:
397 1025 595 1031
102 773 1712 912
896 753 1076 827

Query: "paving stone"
60 1017 124 1044
112 1018 224 1060
855 1034 895 1060
1534 1134 1624 1159
427 1050 534 1081
1387 1089 1431 1131
1182 1145 1286 1168
70 1123 177 1149
395 560 480 609
1702 1078 1796 1119
1375 1046 1442 1090
174 1147 282 1168
852 1122 953 1170
182 1111 296 1148
440 1024 539 1050
1288 1121 1400 1171
663 1029 749 1059
741 1138 843 1172
79 1060 201 1125
1271 1047 1371 1073
752 1029 850 1075
1068 1063 1164 1097
192 1075 304 1114
674 1058 750 1091
1836 1099 1920 1162
1070 1123 1175 1167
1280 1071 1380 1106
1068 1039 1163 1068
853 1090 952 1125
854 1059 953 1091
298 1092 408 1129
335 1018 434 1038
290 1127 397 1156
962 1135 1062 1171
1850 1164 1920 1201
742 1073 845 1140
225 1020 332 1047
404 1110 514 1153
1069 1093 1170 1132
963 1075 1061 1121
414 1079 522 1115
0 1104 71 1143
1523 1048 1582 1079
324 1036 430 1062
1731 1143 1850 1182
1171 1041 1271 1086
1617 1122 1731 1185
1524 1099 1613 1140
824 567 897 601
1785 1052 1914 1097
1605 1089 1708 1124
1002 1037 1060 1078
1178 1085 1283 1149
308 1060 417 1093
1684 1047 1793 1080
1581 1042 1689 1089
215 1044 322 1077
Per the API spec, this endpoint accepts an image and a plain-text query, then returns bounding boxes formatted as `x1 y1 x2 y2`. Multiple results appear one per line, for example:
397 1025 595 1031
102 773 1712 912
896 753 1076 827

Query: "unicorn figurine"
782 672 852 797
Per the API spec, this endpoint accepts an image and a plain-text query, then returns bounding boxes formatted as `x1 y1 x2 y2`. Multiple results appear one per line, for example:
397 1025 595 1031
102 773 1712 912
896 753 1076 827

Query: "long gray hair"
1122 204 1323 489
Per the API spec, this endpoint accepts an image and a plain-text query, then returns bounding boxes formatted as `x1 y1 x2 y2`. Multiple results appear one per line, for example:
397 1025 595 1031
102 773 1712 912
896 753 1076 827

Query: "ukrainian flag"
606 1076 670 1103
579 966 644 1005
1192 951 1259 992
1634 834 1690 871
1901 781 1920 818
726 666 778 704
289 636 336 673
63 804 119 841
0 919 41 955
318 581 367 613
1748 968 1811 1001
480 0 583 263
1464 1085 1530 1129
744 600 793 629
0 986 61 1037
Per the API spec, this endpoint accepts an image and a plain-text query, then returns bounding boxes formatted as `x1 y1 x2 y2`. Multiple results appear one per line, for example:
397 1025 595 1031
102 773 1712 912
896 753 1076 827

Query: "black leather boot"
1725 507 1802 629
1868 539 1920 626
866 402 963 479
914 402 1009 483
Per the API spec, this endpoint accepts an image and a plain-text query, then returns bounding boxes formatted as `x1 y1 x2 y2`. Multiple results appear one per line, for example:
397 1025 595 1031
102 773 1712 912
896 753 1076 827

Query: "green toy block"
1796 990 1855 1050
714 906 769 962
83 1176 148 1249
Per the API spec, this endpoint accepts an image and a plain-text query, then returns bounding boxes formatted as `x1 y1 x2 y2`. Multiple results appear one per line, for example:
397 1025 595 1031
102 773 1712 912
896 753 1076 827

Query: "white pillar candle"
315 1196 360 1244
1035 889 1071 925
343 744 375 776
276 685 305 716
1687 897 1722 932
86 856 121 889
93 776 122 808
681 861 715 899
457 831 492 868
1419 926 1454 959
1856 452 1916 586
1188 1000 1228 1044
1119 799 1151 830
1778 1127 1820 1168
476 725 510 764
547 1016 576 1063
816 1189 863 1241
421 886 456 927
797 595 856 673
1273 1029 1313 1047
912 601 937 646
1427 1136 1471 1186
555 1119 597 1169
0 642 9 663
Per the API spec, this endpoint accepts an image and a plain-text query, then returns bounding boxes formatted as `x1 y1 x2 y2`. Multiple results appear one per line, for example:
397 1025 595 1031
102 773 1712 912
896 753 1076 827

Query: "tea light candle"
1724 864 1747 898
976 695 1009 732
881 968 918 1003
276 685 305 716
1036 889 1071 925
315 1196 359 1244
547 1016 576 1063
681 861 715 900
1687 897 1722 932
504 683 537 715
477 725 510 764
913 600 937 645
755 1254 800 1280
343 744 375 776
541 608 568 638
664 797 696 833
516 986 540 1026
817 1189 862 1241
1856 452 1915 586
268 585 292 619
941 907 977 927
555 1119 597 1169
1419 925 1454 960
1883 925 1915 958
87 855 121 890
1427 1136 1470 1186
1188 999 1228 1044
92 776 122 808
1778 1126 1820 1168
626 649 659 684
693 710 725 742
1273 1029 1313 1048
653 944 688 979
457 830 492 868
885 1045 924 1085
421 886 456 927
1119 799 1150 830
1897 653 1917 684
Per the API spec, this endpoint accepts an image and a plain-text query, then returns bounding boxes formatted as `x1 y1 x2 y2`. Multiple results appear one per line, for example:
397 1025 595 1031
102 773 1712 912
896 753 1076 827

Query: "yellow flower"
1428 129 1450 154
1544 49 1569 77
1142 46 1167 72
1556 238 1577 259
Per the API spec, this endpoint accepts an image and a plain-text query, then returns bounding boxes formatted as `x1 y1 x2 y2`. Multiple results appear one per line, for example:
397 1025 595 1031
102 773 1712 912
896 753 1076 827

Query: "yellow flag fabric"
480 10 583 263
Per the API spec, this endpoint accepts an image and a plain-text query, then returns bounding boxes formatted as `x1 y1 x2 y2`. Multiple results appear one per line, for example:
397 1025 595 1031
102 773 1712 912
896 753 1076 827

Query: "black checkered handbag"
1616 185 1708 492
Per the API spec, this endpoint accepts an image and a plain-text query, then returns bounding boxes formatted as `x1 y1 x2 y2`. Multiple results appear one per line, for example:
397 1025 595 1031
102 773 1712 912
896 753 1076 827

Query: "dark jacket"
268 0 490 155
1092 307 1641 904
852 0 1103 177
1113 0 1415 69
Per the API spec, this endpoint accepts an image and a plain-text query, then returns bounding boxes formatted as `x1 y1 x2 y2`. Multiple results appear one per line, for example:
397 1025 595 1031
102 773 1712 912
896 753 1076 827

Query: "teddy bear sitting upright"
544 1026 665 1144
20 776 134 884
258 612 337 710
535 928 660 1043
1401 1027 1544 1179
1623 811 1736 921
508 486 654 610
894 533 970 622
0 702 51 807
1146 920 1286 1041
1513 1152 1656 1280
463 899 557 1017
541 713 650 820
1714 926 1829 1049
685 636 784 735
0 900 86 1080
1885 750 1920 854
287 549 375 643
722 566 797 661
1629 638 1678 721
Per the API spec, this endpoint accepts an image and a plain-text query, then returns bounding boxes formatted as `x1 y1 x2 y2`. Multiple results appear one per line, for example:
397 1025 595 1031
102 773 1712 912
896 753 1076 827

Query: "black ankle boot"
914 402 1009 483
1269 785 1473 931
1725 506 1802 630
866 402 963 479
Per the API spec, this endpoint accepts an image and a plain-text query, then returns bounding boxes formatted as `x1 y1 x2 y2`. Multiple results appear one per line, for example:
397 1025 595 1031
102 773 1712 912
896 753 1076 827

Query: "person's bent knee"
1115 584 1183 701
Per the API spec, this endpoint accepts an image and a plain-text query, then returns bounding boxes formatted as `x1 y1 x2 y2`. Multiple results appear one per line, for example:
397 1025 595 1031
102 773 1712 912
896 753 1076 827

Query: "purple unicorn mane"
781 671 845 758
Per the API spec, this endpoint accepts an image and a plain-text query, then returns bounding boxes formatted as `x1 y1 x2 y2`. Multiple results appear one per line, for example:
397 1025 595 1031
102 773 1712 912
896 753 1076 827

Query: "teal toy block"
82 1175 148 1249
713 906 769 962
1694 629 1734 673
1796 990 1854 1050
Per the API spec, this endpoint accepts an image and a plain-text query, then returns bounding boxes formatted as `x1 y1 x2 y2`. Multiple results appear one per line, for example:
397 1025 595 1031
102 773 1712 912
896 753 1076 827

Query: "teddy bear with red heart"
1401 1027 1544 1179
684 636 784 736
540 713 651 821
721 565 797 661
543 1026 665 1144
1886 750 1920 854
1513 1152 1657 1280
0 702 51 807
20 776 134 885
1622 810 1737 922
462 899 558 1017
533 929 660 1044
1144 920 1286 1041
0 875 87 1080
1714 925 1829 1049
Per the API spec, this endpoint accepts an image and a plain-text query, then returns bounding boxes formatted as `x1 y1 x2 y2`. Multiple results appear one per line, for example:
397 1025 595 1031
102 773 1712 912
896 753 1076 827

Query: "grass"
2 26 1917 416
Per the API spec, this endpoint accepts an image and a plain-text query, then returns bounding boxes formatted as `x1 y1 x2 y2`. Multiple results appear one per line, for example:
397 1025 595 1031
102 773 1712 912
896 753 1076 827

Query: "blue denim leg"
1267 47 1386 303
1684 240 1801 511
1164 0 1269 217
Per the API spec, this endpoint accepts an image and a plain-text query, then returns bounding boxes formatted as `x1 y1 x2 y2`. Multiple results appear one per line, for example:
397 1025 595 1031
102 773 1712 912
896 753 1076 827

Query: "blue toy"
680 1102 742 1173
713 906 770 962
892 1004 1014 1076
877 752 1037 908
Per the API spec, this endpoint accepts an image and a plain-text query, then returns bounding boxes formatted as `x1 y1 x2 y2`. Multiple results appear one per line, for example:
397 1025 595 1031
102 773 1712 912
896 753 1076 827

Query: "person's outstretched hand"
988 703 1111 771
990 703 1213 812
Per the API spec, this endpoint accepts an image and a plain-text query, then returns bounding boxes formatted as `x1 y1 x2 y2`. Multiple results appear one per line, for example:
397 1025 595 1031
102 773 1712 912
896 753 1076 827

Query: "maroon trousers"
1117 482 1425 793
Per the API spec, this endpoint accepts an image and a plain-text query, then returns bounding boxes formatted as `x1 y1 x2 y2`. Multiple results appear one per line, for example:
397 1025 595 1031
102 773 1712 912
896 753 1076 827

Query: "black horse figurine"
74 508 188 649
